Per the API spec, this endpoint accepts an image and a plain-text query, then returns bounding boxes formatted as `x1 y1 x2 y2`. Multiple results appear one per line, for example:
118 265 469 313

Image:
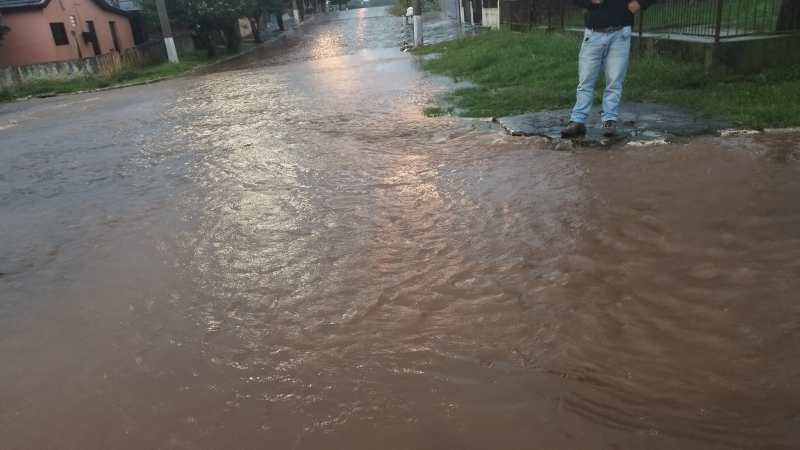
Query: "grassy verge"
0 48 240 103
412 30 800 129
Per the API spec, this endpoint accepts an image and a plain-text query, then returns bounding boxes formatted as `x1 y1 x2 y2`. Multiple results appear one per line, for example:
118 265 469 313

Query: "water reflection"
308 30 342 59
759 133 800 165
160 55 800 446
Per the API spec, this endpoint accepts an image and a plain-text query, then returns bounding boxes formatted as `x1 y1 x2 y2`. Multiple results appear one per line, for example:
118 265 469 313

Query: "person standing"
561 0 656 137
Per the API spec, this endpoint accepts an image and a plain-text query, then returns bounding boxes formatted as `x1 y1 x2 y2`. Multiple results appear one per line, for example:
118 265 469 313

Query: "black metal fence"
501 0 800 41
502 0 532 30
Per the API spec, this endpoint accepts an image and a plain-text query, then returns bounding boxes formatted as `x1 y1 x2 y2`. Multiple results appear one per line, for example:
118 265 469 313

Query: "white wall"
483 7 499 29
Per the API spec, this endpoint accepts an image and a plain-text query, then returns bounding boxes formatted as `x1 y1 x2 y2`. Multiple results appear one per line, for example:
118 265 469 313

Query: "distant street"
1 8 799 450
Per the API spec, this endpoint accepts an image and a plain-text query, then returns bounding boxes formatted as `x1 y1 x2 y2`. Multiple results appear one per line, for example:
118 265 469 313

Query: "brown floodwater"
1 8 799 450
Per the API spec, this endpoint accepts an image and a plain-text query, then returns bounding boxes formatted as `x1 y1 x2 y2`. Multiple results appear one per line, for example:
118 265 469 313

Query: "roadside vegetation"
0 48 240 103
134 0 289 55
412 30 800 129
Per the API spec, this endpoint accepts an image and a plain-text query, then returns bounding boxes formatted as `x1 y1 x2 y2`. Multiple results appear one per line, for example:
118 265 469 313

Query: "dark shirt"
573 0 656 29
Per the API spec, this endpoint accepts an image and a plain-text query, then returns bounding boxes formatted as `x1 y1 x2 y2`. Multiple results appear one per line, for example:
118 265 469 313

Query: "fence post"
546 0 551 29
714 0 724 43
638 9 643 37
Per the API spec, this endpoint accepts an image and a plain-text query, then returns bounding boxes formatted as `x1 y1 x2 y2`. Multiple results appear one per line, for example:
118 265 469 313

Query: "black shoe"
603 120 617 136
561 121 586 136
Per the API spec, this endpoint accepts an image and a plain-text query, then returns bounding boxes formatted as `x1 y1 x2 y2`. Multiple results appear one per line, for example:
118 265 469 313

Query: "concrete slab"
495 102 743 149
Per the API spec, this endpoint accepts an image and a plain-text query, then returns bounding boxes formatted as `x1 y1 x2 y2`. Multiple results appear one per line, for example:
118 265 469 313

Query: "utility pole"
292 0 301 24
413 0 422 47
155 0 178 63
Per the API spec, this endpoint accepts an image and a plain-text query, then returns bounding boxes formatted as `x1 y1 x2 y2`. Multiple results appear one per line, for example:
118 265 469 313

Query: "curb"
763 127 800 133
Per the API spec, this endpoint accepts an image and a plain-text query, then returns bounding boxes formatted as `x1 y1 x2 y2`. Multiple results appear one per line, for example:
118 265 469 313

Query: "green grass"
0 49 225 103
412 29 800 129
111 50 213 85
626 54 800 129
413 31 585 117
424 106 452 116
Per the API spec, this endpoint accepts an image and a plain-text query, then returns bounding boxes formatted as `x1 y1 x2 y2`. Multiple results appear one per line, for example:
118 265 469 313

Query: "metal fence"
502 0 532 30
501 0 800 41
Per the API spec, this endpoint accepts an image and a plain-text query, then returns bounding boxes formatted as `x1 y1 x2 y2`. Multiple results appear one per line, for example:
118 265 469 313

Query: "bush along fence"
0 34 196 89
503 0 800 41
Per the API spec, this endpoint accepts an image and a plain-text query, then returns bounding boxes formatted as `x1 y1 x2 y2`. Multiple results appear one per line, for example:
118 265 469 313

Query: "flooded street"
1 8 799 450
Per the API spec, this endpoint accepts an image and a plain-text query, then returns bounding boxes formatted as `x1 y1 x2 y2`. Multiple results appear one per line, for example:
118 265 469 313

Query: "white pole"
164 37 179 63
470 0 475 25
155 0 178 63
292 0 301 24
413 15 422 46
413 0 422 47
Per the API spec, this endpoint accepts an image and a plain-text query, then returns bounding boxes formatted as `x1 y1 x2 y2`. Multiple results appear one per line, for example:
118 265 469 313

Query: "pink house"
0 0 136 68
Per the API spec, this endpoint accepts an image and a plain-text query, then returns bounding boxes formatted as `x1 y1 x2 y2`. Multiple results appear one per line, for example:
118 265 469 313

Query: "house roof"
0 0 48 9
0 0 131 17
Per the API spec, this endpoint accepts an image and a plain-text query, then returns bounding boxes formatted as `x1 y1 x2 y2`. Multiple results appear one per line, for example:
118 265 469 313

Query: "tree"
246 0 268 43
246 0 292 41
265 0 293 30
777 0 800 31
135 0 251 56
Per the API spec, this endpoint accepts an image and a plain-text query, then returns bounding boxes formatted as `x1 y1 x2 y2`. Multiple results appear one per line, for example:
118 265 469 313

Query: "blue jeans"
570 26 632 124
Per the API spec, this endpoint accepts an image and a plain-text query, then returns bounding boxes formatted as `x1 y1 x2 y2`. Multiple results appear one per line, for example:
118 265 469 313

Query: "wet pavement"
2 7 800 450
496 102 745 149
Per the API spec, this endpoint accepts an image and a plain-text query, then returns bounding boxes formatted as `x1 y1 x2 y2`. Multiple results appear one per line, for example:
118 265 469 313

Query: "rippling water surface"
1 8 799 450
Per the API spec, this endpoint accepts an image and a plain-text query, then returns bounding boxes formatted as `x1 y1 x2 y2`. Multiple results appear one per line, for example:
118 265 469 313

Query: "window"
69 16 77 27
50 23 69 46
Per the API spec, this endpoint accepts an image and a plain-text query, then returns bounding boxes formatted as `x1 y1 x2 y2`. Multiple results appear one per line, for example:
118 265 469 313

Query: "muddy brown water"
1 8 799 450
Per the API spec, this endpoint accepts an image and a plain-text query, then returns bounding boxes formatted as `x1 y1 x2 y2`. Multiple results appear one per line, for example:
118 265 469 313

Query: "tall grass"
413 29 800 128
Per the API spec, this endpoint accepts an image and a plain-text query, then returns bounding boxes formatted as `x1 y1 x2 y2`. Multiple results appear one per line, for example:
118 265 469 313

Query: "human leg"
600 26 632 123
569 29 606 124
